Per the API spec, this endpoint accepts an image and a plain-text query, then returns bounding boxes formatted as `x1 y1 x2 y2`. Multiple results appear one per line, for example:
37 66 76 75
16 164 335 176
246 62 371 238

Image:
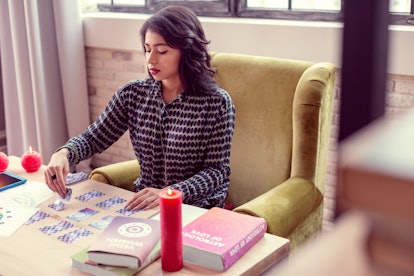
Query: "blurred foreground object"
274 109 414 276
336 108 414 275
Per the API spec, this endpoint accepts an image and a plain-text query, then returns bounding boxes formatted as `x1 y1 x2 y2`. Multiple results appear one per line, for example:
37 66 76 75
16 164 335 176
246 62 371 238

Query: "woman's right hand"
44 149 70 198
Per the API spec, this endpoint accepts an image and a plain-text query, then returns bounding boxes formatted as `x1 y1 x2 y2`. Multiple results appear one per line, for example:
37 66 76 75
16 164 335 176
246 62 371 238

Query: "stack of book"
72 207 268 274
181 207 267 271
71 216 161 276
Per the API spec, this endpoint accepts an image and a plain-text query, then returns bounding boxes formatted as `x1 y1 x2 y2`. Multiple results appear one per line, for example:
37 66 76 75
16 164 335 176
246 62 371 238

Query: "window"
83 0 414 25
92 0 233 17
246 0 340 10
237 0 342 21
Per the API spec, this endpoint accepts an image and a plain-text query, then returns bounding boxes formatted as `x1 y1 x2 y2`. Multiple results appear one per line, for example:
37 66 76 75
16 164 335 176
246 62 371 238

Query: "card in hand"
60 188 72 204
49 188 72 211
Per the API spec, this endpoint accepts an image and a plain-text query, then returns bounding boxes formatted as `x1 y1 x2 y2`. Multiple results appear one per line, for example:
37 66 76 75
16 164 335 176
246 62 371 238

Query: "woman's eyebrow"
144 42 168 47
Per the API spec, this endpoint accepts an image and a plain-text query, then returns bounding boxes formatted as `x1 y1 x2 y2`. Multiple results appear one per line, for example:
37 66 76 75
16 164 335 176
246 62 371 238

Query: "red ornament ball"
0 152 8 172
21 151 42 172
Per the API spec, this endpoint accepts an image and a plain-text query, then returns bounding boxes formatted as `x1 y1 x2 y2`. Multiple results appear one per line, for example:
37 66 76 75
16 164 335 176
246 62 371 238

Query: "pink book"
182 207 267 271
88 216 160 268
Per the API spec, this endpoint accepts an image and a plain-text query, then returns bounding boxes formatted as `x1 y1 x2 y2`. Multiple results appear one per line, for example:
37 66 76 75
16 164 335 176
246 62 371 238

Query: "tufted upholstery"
89 53 336 249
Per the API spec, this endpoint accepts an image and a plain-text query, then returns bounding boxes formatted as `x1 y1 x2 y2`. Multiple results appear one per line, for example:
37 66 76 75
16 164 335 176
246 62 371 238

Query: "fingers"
125 188 160 211
45 172 64 198
127 196 159 211
44 151 70 198
45 167 68 198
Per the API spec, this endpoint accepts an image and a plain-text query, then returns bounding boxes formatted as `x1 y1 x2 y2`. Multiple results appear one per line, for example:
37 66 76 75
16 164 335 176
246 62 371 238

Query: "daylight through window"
83 0 413 25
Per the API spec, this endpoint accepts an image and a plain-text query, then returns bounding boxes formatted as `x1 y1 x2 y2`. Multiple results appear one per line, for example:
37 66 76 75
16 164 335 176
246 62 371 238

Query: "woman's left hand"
125 187 162 211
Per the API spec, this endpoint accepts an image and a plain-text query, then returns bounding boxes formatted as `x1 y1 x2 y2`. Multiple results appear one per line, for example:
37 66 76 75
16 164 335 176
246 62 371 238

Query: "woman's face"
144 30 182 85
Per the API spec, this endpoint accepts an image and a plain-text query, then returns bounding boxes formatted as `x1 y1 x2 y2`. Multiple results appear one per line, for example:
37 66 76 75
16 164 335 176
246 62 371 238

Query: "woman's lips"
149 68 160 75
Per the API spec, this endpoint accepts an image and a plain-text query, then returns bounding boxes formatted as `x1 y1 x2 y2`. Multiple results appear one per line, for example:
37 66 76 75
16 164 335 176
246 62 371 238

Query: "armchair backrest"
210 53 336 208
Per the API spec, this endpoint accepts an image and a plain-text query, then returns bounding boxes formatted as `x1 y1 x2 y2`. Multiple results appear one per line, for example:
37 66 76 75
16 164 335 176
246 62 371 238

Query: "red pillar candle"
21 146 42 172
0 152 8 172
159 188 183 272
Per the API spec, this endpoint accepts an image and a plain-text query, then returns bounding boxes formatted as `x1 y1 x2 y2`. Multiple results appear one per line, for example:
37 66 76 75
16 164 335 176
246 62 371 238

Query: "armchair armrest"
89 159 140 192
234 177 323 238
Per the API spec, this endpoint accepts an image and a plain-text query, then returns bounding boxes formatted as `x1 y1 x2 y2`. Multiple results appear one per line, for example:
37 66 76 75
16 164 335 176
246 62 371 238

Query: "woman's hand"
44 149 70 198
125 187 163 211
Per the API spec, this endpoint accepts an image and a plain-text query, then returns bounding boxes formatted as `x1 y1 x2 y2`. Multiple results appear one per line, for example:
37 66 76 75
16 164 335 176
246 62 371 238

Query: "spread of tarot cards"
25 188 144 243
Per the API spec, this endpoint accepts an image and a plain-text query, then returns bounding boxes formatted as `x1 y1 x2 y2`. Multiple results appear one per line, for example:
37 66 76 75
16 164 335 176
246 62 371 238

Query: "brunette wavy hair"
140 5 218 94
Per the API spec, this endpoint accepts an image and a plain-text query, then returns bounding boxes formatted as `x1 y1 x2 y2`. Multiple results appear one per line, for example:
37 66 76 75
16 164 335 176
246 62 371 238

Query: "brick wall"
84 47 414 228
85 47 147 168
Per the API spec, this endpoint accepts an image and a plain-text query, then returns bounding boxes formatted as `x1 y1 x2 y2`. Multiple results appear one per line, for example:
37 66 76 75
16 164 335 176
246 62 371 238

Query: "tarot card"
65 172 89 185
88 215 114 230
95 196 126 210
49 188 72 211
39 220 74 235
25 210 50 225
75 190 105 202
58 228 93 243
60 188 72 204
48 201 66 211
117 207 140 216
66 208 98 222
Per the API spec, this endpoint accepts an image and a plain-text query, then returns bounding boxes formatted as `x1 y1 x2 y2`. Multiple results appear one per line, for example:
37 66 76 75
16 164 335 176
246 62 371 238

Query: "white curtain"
0 0 89 164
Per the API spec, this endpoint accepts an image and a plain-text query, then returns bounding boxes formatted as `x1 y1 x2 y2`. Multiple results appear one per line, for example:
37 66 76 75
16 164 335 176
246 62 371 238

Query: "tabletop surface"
0 156 289 276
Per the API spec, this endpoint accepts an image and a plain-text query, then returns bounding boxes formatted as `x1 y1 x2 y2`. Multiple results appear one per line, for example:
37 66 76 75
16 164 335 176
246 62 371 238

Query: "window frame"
98 0 234 17
236 0 343 21
97 0 414 25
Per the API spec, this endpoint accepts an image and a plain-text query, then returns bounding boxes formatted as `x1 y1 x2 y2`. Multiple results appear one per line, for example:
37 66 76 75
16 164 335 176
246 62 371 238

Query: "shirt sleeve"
64 88 129 165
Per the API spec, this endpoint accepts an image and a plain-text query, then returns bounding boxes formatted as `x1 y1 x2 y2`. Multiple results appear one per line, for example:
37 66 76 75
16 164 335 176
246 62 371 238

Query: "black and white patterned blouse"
65 79 235 208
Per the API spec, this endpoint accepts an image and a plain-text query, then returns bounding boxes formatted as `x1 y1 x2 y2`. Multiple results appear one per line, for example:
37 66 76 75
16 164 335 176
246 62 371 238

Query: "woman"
45 6 235 211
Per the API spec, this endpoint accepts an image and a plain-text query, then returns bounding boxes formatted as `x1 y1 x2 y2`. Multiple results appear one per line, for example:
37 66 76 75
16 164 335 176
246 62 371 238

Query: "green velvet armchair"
89 53 336 249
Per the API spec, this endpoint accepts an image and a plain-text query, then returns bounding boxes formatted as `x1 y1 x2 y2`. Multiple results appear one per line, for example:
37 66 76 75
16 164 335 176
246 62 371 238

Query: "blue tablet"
0 172 27 191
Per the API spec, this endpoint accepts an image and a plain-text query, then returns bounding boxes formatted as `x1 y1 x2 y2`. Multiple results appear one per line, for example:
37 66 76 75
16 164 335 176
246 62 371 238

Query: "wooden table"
0 156 289 275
